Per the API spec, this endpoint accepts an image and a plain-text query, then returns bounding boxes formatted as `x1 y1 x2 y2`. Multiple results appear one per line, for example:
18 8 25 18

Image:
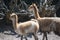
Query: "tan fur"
29 3 60 35
29 3 53 32
10 13 39 36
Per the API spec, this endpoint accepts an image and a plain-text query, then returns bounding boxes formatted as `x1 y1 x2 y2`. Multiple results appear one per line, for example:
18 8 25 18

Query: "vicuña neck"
12 15 18 30
33 5 40 19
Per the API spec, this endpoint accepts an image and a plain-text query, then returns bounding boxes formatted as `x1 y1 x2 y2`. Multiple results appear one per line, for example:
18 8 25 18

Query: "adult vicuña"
10 13 39 40
28 3 60 40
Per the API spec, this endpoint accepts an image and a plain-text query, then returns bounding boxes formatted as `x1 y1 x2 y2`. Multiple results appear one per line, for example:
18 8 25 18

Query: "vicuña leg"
33 33 38 40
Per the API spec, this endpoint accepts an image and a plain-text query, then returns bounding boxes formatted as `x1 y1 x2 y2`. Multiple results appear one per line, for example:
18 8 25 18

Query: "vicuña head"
28 3 40 19
10 13 18 21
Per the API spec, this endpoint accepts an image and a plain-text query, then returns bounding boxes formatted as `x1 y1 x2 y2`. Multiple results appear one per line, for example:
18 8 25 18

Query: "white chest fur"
25 22 36 33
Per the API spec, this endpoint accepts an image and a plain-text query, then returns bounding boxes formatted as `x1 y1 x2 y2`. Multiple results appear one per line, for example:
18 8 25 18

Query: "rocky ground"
0 31 60 40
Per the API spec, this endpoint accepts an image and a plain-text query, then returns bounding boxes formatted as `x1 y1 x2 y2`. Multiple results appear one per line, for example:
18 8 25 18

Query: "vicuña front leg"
33 33 38 40
42 32 48 40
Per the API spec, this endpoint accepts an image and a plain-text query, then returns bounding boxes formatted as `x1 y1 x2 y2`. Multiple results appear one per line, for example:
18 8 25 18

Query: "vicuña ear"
29 5 33 9
33 3 36 6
